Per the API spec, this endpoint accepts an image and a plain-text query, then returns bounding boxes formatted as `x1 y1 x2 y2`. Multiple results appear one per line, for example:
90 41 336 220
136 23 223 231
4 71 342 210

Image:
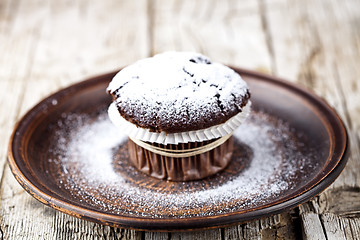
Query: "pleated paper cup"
109 102 251 181
127 137 234 181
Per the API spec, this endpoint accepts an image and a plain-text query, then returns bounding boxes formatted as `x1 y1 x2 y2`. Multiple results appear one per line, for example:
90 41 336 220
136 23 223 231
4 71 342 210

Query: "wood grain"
1 0 359 239
265 0 360 239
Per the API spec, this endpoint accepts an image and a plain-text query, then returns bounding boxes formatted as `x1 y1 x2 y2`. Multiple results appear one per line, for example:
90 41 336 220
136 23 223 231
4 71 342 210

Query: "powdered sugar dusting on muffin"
107 52 250 133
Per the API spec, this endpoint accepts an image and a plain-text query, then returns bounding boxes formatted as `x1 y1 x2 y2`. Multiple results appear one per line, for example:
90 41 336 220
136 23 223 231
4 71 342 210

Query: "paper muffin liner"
108 101 251 145
127 136 234 181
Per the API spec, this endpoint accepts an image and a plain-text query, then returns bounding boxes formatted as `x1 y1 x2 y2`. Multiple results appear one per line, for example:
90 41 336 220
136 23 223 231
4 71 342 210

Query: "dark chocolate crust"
109 90 250 133
107 52 251 133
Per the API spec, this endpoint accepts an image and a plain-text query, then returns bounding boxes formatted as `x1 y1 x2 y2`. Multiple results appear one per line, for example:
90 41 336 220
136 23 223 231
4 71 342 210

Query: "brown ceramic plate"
8 68 349 231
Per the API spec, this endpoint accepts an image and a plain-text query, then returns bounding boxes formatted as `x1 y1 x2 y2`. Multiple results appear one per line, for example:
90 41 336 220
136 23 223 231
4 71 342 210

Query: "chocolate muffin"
107 52 251 181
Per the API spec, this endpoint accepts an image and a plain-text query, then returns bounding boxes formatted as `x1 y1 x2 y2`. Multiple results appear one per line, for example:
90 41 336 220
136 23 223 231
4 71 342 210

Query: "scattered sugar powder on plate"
51 110 317 218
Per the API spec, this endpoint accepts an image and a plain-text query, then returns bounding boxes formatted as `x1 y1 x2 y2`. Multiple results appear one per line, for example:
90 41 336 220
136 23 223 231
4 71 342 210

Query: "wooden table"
1 0 359 239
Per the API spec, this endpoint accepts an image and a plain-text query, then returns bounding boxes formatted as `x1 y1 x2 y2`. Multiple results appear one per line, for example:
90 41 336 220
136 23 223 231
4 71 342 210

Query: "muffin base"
127 137 234 181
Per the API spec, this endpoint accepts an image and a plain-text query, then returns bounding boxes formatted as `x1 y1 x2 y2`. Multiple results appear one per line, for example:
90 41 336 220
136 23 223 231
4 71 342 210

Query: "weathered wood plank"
171 229 222 240
261 212 301 240
264 0 360 239
349 219 360 240
318 187 360 218
0 0 148 239
223 225 243 240
243 221 262 240
0 0 38 186
151 0 272 72
299 204 327 240
145 232 169 240
320 213 348 240
300 213 327 240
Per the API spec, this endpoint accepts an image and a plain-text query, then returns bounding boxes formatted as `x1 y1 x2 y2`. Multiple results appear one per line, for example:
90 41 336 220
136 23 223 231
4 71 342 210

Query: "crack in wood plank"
296 42 322 89
147 0 155 57
0 0 20 33
319 187 360 218
0 162 8 195
258 0 277 74
332 62 354 130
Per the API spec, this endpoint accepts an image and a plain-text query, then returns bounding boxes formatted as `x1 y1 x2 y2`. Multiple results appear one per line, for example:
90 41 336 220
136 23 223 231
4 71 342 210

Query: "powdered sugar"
107 52 250 133
59 115 127 183
52 110 315 218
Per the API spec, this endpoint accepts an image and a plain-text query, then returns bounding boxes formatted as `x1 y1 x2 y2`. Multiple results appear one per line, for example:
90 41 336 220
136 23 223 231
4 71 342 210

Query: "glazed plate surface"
8 68 349 231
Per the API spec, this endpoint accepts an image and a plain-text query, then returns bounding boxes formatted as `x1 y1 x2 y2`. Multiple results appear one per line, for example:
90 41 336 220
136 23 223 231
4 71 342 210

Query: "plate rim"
7 68 349 231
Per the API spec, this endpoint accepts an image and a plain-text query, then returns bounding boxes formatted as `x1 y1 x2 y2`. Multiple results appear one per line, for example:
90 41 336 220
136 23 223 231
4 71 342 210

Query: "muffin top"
107 52 250 133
